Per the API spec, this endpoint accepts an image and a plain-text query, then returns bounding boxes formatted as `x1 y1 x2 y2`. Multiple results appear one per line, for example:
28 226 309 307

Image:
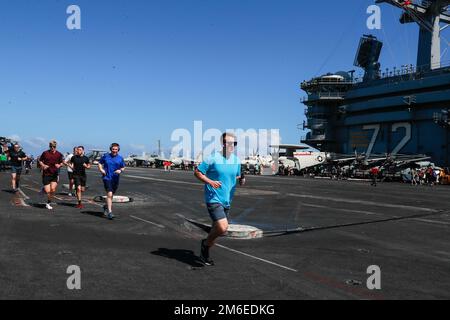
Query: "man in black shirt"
8 144 28 192
25 155 33 175
69 146 91 209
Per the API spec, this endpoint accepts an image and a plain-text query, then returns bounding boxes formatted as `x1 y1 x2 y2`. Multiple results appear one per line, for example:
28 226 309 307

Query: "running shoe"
45 203 53 210
75 204 84 209
107 212 114 220
199 239 214 266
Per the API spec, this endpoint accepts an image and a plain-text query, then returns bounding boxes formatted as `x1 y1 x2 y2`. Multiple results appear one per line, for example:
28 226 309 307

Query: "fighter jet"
123 154 137 166
86 149 107 165
131 154 157 167
241 154 274 174
154 156 196 168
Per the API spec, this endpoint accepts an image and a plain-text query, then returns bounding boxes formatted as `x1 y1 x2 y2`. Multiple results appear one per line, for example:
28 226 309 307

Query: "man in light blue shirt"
194 132 245 266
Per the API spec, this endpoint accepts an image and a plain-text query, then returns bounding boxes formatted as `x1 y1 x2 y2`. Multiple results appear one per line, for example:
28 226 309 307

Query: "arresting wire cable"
262 210 447 237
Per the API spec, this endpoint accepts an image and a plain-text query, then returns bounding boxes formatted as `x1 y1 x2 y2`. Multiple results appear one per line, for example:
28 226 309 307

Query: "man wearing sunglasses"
194 132 245 266
39 140 64 210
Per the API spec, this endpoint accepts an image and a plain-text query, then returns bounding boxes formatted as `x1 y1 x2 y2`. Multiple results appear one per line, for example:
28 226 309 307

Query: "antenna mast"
376 0 450 70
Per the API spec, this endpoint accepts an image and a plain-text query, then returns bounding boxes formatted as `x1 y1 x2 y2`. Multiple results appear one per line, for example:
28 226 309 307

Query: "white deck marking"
176 214 297 272
123 174 280 197
18 188 30 200
130 215 165 229
123 174 438 214
412 218 450 226
14 198 30 207
286 193 438 213
215 244 298 273
124 174 200 186
302 203 378 215
22 185 77 203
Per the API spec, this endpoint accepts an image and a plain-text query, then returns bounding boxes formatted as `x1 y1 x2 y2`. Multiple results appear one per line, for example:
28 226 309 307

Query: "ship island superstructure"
301 0 450 166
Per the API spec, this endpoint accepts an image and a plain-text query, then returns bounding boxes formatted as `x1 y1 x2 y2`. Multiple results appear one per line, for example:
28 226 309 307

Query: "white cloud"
129 143 146 151
23 137 48 149
8 134 21 142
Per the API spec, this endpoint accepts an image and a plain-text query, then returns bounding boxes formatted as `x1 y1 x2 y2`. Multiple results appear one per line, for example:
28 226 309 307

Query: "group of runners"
2 140 125 220
2 133 245 265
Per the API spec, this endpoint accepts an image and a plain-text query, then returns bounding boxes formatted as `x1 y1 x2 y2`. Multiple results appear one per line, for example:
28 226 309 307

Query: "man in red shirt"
39 140 64 210
403 0 412 7
164 161 172 172
370 166 379 187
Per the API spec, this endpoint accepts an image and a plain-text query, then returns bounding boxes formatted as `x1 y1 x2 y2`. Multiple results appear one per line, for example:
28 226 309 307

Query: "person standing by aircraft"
194 132 245 266
370 166 379 187
39 140 64 210
98 143 125 220
69 146 91 209
426 166 434 186
410 168 418 186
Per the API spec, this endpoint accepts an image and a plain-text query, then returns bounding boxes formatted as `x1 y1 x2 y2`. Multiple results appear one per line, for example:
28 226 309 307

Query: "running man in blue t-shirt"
98 143 125 220
194 132 245 265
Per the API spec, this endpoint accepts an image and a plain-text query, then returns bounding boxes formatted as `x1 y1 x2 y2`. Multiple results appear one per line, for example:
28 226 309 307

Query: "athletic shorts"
74 175 87 188
206 203 230 222
68 172 74 180
11 166 23 175
43 174 59 186
103 179 119 194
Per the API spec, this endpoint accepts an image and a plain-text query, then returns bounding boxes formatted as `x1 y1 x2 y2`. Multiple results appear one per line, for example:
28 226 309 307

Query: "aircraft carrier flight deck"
0 167 448 300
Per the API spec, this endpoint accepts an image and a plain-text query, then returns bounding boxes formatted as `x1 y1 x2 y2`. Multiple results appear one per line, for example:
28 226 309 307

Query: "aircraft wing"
270 144 311 150
402 156 431 163
366 157 389 163
134 156 155 162
331 157 357 163
393 156 432 166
